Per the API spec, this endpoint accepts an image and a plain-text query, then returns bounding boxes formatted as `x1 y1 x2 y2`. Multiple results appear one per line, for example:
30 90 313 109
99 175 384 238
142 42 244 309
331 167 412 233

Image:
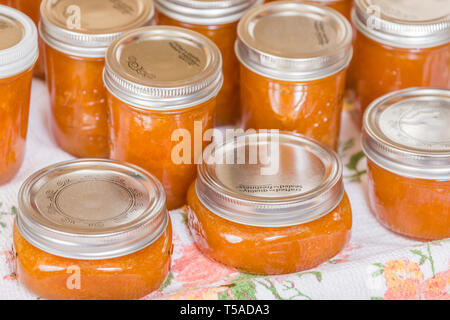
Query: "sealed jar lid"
235 1 353 81
196 131 345 227
362 88 450 180
104 26 223 110
154 0 264 25
353 0 450 48
40 0 155 57
0 5 38 78
17 159 169 260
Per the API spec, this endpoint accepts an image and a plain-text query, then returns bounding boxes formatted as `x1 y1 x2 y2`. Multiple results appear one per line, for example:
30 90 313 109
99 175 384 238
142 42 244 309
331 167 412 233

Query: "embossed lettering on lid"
353 0 450 48
40 0 155 57
104 26 223 110
196 132 344 227
0 6 38 78
236 1 353 81
362 88 450 180
17 159 168 260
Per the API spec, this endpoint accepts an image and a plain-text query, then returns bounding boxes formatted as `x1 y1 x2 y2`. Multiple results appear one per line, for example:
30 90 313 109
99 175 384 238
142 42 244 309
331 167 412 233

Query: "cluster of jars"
0 0 448 300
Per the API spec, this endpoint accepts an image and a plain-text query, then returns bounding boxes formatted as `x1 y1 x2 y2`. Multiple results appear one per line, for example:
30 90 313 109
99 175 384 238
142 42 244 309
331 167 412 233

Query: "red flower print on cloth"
1 250 17 281
383 259 424 300
172 244 236 287
420 270 450 300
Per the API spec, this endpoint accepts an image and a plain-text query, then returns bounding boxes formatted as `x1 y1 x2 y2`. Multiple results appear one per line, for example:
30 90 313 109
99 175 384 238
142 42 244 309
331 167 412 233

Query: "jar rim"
195 131 345 227
39 0 155 58
353 0 450 48
17 159 169 260
0 5 38 78
235 1 353 81
104 26 223 110
154 0 264 25
362 87 450 180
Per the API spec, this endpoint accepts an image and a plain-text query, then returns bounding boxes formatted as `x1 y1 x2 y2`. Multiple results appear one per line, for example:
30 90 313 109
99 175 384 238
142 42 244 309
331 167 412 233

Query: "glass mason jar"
266 0 353 21
14 159 173 300
362 88 450 241
351 0 450 126
104 26 223 210
155 0 263 126
0 6 38 184
10 0 44 78
187 131 352 275
236 2 353 150
39 0 155 158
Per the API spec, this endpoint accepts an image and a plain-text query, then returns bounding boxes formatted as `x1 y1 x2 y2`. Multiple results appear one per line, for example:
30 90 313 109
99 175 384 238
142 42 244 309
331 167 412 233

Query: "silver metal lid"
235 1 353 81
196 131 345 227
154 0 264 25
353 0 450 48
40 0 155 58
104 26 223 110
0 5 38 78
17 159 169 260
362 88 450 180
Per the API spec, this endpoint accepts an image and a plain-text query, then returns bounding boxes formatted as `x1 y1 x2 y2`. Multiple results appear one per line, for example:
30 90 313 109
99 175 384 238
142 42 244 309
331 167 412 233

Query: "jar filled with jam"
236 1 353 150
362 88 450 241
266 0 353 21
11 0 43 78
351 0 450 126
104 26 223 210
14 159 173 300
187 131 352 275
155 0 263 126
39 0 155 158
0 6 38 184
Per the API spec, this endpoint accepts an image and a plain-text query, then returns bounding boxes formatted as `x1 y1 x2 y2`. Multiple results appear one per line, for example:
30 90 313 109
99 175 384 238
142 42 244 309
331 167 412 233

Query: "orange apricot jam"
11 0 44 78
14 159 173 300
267 0 353 21
187 131 352 275
104 26 223 210
39 0 155 158
236 2 353 150
155 0 263 126
362 88 450 241
351 0 450 126
0 6 38 184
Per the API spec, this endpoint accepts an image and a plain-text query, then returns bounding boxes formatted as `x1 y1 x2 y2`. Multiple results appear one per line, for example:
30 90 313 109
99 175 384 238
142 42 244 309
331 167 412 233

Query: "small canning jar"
14 159 172 300
351 0 450 126
11 0 44 78
155 0 263 126
39 0 155 158
236 2 353 150
104 26 223 210
362 88 450 241
266 0 353 21
187 131 352 275
0 6 38 184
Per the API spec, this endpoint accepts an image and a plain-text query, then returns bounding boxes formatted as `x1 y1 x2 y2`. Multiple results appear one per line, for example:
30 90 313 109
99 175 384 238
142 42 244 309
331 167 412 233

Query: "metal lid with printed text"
353 0 450 48
235 1 353 81
17 159 169 260
196 132 345 227
0 5 38 78
104 26 223 110
40 0 155 57
154 0 264 25
362 88 450 180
